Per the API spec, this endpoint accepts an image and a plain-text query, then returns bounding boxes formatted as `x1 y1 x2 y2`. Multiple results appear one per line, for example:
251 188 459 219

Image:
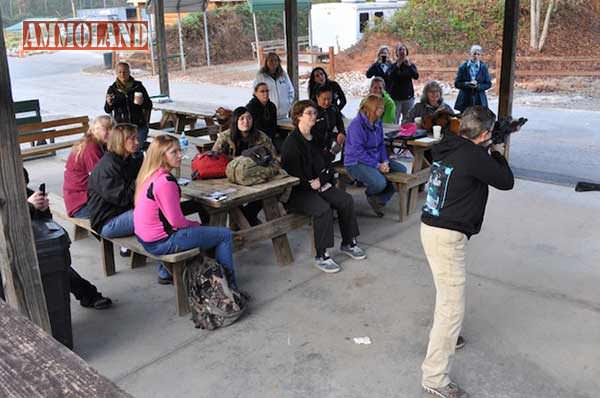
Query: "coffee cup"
414 117 422 127
134 92 143 105
433 125 442 140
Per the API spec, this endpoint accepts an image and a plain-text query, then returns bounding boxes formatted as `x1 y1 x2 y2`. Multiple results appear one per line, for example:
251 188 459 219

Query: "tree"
529 0 554 51
530 0 587 51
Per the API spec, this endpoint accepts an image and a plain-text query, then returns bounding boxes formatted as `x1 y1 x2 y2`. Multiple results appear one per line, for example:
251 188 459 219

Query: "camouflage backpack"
183 256 247 330
226 146 280 186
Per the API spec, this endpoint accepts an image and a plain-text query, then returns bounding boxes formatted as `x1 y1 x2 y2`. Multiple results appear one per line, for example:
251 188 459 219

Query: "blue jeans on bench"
140 225 237 288
346 161 407 205
100 210 134 238
72 203 91 219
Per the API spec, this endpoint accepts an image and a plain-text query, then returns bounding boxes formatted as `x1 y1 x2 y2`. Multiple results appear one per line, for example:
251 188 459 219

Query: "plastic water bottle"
179 131 189 159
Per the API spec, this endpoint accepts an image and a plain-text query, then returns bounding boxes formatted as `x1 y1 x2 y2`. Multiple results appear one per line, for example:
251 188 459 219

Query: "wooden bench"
48 192 311 315
335 165 430 222
252 36 310 61
47 193 198 316
18 116 89 159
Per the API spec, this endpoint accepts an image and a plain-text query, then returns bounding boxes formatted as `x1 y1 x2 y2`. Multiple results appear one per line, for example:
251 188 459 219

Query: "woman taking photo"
454 45 492 112
212 107 276 226
366 45 393 81
281 100 366 274
246 82 278 142
405 80 454 124
344 95 406 218
308 67 347 112
254 53 294 120
387 43 419 124
63 115 114 218
134 135 237 286
87 123 142 238
104 62 152 148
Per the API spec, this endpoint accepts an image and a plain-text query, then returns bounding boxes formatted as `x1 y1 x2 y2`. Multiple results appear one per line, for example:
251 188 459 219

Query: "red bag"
191 152 230 180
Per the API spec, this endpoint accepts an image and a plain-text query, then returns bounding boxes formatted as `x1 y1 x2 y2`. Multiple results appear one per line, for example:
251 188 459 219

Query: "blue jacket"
454 61 491 112
344 112 388 168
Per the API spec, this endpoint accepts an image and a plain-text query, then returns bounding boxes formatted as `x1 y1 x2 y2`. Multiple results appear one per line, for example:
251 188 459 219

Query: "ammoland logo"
22 20 149 51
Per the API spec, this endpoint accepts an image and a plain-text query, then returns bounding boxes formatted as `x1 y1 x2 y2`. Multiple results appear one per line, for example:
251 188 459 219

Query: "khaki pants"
420 222 467 388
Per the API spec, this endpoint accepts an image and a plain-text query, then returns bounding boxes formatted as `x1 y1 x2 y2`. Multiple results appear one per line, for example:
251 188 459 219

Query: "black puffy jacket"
104 79 152 128
87 152 142 232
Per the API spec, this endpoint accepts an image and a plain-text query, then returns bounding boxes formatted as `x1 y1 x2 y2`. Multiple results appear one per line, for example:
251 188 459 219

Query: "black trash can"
31 219 73 349
103 52 113 69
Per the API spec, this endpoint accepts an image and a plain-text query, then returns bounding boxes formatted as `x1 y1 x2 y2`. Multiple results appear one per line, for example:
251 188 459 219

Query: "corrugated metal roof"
247 0 311 12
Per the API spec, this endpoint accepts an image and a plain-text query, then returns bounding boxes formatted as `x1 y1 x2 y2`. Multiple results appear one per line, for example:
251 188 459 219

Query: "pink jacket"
134 168 199 242
63 141 104 216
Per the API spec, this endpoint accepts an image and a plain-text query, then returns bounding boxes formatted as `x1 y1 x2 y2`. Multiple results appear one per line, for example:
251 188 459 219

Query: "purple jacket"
344 112 388 168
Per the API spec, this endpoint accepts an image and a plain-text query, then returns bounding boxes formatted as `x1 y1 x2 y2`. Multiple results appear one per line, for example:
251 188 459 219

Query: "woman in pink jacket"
63 115 114 218
134 135 236 285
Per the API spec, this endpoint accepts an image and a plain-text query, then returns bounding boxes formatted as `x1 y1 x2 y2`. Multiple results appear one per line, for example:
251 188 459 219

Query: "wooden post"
252 12 261 68
258 47 265 67
153 0 170 96
285 0 299 101
176 11 186 72
203 11 211 66
495 49 502 96
498 0 520 159
0 8 51 334
328 46 335 79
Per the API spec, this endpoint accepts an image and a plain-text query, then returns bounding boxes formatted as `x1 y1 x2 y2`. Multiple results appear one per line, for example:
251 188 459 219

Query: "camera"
491 117 528 144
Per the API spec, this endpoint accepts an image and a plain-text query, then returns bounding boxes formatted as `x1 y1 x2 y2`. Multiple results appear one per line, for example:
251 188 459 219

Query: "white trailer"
310 0 406 53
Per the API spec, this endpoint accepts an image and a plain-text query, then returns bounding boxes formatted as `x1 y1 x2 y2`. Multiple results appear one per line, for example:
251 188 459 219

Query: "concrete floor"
24 155 599 398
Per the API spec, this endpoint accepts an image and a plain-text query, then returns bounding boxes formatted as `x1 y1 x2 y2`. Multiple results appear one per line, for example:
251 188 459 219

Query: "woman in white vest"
254 52 295 120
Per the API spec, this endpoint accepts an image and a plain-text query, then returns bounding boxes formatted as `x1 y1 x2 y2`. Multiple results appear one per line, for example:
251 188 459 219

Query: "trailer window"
359 13 369 33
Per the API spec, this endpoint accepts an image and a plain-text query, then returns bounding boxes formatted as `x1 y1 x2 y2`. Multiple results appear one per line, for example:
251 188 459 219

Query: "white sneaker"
340 243 367 260
314 255 341 273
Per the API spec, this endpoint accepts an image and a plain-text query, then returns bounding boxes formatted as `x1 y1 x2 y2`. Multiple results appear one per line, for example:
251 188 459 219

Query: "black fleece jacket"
87 152 142 232
387 62 419 101
246 96 278 140
104 79 152 128
280 130 331 193
421 133 514 237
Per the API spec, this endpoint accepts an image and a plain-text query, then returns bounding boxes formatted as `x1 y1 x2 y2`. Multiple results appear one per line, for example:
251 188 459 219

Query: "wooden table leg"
409 149 426 214
229 207 251 231
158 112 171 129
130 253 147 269
209 210 228 227
203 117 218 140
167 261 190 316
397 183 409 223
101 239 116 277
175 115 187 133
262 197 294 266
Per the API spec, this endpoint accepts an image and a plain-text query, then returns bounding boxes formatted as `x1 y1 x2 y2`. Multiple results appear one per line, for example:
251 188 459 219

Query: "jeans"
100 210 134 238
141 225 236 287
138 125 149 150
72 203 91 219
395 98 415 124
420 223 467 389
346 162 406 205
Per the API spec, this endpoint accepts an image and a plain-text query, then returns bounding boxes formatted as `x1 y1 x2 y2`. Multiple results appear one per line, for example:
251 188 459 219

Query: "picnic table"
153 100 219 138
180 175 309 266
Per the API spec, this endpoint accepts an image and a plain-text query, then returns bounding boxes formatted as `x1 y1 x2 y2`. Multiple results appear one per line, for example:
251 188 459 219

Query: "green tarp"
247 0 311 12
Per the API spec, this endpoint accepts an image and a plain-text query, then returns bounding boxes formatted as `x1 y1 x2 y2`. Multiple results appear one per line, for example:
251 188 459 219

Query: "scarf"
467 60 480 81
115 77 135 95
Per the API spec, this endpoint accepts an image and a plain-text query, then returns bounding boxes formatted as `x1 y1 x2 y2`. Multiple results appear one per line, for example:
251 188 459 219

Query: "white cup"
414 117 422 127
433 125 442 140
134 92 143 105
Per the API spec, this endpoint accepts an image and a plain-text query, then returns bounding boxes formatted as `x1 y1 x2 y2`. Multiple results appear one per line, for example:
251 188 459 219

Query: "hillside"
336 0 600 70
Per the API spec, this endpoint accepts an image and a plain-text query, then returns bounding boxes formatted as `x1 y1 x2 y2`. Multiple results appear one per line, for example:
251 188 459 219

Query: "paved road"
9 51 600 185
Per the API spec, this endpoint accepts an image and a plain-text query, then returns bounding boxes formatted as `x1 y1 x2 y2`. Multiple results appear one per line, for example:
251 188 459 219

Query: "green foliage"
375 0 505 52
182 3 308 42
